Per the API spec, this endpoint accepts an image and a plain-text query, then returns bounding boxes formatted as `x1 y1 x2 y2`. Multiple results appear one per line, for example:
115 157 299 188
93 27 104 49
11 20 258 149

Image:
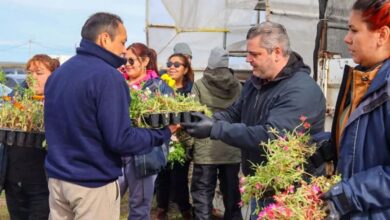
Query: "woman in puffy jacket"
322 0 390 219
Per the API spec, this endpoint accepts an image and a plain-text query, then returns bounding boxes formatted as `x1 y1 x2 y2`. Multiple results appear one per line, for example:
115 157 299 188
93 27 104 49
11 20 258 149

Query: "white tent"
146 0 259 74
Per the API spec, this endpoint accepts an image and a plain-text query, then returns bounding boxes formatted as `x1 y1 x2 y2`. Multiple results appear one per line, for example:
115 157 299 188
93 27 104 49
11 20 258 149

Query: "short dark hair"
81 12 123 42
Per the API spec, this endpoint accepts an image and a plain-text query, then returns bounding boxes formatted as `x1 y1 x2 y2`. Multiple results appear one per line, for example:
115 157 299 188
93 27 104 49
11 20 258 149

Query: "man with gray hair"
182 21 326 218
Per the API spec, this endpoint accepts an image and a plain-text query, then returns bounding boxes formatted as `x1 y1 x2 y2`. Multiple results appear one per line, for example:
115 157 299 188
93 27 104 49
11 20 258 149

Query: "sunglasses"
167 62 184 68
127 58 135 66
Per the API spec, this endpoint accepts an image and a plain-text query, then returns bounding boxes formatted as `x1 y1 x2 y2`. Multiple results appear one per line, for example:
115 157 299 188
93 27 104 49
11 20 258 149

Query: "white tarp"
268 0 319 72
147 0 258 71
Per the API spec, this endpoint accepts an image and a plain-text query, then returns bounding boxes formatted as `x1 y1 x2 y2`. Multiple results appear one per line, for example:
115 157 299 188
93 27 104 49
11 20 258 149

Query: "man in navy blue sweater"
44 12 172 220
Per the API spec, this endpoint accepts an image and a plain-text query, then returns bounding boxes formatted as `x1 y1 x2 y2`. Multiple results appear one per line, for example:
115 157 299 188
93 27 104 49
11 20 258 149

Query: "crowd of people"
0 0 390 219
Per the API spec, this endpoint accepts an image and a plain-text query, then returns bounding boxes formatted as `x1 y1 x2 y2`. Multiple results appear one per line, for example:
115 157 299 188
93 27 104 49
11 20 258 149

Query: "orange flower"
2 96 11 101
13 101 24 110
32 95 44 101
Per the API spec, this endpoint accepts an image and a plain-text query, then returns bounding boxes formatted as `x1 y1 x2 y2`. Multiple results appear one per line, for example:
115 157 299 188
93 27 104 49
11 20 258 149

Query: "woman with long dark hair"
118 42 173 220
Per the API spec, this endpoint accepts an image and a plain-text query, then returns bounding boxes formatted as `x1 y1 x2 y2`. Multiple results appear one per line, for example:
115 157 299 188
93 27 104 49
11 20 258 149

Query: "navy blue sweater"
44 39 171 187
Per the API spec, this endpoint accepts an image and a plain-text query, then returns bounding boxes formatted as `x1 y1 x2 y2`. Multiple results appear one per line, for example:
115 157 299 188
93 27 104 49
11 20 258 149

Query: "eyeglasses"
167 62 184 68
127 58 135 66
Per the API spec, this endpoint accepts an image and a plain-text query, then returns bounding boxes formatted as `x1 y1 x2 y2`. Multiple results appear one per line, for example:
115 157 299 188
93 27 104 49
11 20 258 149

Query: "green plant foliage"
129 89 211 127
167 140 186 169
240 118 341 219
0 76 44 132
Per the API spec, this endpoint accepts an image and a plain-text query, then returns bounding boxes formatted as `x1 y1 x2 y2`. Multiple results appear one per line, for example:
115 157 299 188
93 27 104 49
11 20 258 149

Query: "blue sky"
0 0 146 62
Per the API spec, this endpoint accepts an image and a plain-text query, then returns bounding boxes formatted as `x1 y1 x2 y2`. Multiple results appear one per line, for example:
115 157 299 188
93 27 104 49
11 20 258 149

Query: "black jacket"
210 52 326 175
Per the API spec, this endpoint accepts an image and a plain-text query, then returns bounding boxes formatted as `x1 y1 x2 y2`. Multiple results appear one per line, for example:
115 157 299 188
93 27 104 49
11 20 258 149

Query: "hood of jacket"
201 67 241 99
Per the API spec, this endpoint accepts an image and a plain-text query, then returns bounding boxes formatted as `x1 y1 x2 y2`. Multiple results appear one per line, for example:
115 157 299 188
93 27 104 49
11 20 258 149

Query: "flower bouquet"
240 117 340 219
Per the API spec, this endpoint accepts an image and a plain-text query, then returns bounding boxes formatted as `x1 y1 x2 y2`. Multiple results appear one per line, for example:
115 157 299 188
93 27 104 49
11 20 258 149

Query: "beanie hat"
207 47 229 69
173 42 192 57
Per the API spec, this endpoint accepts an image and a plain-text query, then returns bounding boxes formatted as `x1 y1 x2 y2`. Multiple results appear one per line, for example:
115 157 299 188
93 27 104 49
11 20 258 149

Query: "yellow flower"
161 73 176 89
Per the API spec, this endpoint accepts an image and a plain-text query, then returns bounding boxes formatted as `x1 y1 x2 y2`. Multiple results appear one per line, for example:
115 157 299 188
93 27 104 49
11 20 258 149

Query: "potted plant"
0 74 45 148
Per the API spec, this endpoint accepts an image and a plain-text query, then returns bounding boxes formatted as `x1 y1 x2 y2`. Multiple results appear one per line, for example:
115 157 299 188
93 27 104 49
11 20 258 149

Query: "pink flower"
239 176 246 184
303 122 311 129
312 185 320 194
257 210 267 220
255 183 263 190
238 200 243 207
239 186 245 194
283 145 289 151
299 115 307 122
257 210 266 219
288 185 294 193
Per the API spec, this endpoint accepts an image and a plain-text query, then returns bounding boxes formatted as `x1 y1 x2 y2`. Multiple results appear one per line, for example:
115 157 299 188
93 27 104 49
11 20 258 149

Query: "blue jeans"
119 157 157 220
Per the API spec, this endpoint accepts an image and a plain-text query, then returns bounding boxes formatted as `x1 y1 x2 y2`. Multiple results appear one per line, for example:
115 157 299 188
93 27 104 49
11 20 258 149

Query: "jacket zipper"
351 118 360 177
254 93 260 109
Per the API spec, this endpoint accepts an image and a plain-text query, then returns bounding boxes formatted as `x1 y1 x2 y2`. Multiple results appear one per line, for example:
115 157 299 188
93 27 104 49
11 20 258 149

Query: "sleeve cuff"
329 182 353 216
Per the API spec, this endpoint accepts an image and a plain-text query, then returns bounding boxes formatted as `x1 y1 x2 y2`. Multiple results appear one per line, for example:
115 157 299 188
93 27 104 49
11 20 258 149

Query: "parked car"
0 67 26 90
2 68 26 75
5 75 26 89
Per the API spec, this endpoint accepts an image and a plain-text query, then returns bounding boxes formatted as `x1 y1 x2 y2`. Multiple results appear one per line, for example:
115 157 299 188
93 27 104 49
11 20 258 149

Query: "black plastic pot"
149 113 161 128
34 132 45 148
0 129 8 144
16 131 26 147
161 113 170 126
25 132 36 147
6 130 16 146
181 111 191 123
170 112 181 124
141 114 151 126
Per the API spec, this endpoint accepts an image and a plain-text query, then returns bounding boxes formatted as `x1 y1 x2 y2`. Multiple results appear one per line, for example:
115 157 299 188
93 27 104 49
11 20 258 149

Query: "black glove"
181 112 213 139
323 200 341 220
321 190 342 220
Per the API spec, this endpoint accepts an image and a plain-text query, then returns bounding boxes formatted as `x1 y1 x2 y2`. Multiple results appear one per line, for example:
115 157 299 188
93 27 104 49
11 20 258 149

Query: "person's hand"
181 112 213 139
321 191 341 220
168 124 180 134
323 200 341 220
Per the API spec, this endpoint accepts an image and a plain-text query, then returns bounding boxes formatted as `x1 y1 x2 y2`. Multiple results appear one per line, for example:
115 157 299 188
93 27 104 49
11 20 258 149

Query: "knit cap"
173 42 192 57
207 47 229 69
